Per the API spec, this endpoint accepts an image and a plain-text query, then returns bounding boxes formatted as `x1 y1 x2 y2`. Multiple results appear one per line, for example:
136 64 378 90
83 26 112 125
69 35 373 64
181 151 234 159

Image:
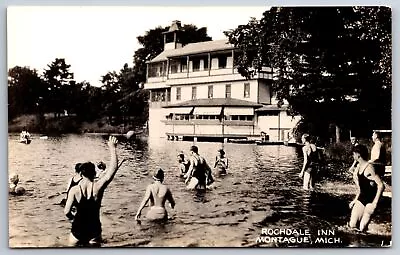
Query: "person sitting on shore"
214 149 228 176
135 168 175 222
177 152 189 178
9 173 26 196
184 145 214 190
298 134 318 191
64 136 119 247
349 144 384 232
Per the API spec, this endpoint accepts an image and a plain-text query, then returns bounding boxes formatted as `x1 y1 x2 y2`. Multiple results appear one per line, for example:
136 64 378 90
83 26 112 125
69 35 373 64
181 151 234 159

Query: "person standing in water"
349 144 384 232
177 152 189 178
298 134 318 191
184 145 214 190
135 168 175 222
214 149 228 176
64 136 119 246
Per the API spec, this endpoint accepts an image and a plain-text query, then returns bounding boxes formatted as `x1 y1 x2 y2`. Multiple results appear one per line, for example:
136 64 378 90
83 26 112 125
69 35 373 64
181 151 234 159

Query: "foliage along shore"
8 114 146 135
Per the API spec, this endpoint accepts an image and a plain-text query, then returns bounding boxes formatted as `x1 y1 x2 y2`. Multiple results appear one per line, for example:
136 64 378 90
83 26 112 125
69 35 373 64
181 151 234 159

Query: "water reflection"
8 134 390 247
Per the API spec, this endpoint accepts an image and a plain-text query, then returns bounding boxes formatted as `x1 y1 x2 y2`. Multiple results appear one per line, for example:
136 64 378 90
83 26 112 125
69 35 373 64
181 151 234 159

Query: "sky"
7 6 266 87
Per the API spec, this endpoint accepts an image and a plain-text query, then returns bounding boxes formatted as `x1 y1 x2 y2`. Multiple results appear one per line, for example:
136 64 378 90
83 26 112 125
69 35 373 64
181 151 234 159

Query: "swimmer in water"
64 136 119 247
214 148 228 176
9 173 26 196
177 152 189 178
135 168 175 222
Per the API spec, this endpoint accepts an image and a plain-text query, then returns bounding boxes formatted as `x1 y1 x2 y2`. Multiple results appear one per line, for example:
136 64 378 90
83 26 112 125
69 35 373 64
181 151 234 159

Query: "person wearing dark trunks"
299 134 318 190
184 145 213 190
64 136 119 246
369 131 387 178
349 145 384 232
135 169 175 222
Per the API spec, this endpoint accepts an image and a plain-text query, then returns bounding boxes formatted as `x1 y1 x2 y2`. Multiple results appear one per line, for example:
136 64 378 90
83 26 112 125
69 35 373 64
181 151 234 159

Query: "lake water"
8 134 391 247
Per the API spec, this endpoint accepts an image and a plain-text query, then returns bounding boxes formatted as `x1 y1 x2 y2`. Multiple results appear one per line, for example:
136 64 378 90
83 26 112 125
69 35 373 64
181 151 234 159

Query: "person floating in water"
184 145 214 190
298 134 318 191
349 144 384 232
9 173 26 196
64 136 119 247
135 168 175 222
214 148 228 176
177 152 189 178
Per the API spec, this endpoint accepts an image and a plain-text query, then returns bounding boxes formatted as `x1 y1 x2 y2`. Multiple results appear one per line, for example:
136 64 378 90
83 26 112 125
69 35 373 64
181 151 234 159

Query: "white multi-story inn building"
144 21 300 142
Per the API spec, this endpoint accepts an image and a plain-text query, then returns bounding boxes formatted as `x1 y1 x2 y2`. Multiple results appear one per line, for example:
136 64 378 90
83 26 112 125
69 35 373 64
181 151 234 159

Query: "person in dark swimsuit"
64 136 119 246
184 145 213 190
349 145 384 232
135 169 175 222
59 163 83 207
66 163 83 194
299 134 318 190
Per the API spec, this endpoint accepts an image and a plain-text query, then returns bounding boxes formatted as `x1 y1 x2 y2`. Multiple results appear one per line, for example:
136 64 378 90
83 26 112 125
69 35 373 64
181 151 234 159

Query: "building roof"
255 104 289 111
163 98 263 108
149 39 234 63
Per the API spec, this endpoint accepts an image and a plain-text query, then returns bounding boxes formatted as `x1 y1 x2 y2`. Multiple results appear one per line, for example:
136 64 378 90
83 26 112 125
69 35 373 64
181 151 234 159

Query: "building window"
218 56 227 69
244 83 250 98
176 87 181 101
193 59 200 72
192 87 197 100
208 85 213 99
151 90 166 102
225 84 231 98
203 57 209 70
181 58 188 72
170 63 178 74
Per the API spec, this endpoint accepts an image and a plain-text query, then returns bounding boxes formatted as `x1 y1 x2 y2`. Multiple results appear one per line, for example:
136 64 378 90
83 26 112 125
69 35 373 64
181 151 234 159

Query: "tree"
225 7 391 142
43 58 75 117
8 66 46 120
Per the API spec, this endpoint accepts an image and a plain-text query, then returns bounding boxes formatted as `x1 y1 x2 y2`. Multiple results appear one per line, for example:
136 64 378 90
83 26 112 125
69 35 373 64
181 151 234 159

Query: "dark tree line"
225 6 391 143
8 23 212 131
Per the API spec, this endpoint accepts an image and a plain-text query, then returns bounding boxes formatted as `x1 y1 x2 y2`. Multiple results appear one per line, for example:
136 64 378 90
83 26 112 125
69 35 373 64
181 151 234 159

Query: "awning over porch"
224 107 254 116
167 107 194 114
193 107 222 115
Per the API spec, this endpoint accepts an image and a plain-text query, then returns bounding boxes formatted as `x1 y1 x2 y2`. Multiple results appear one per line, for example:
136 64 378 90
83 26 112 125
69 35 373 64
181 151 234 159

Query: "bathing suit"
71 184 101 243
371 142 387 178
146 206 167 221
191 155 207 188
357 163 377 206
304 145 318 174
67 177 83 193
65 177 82 201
